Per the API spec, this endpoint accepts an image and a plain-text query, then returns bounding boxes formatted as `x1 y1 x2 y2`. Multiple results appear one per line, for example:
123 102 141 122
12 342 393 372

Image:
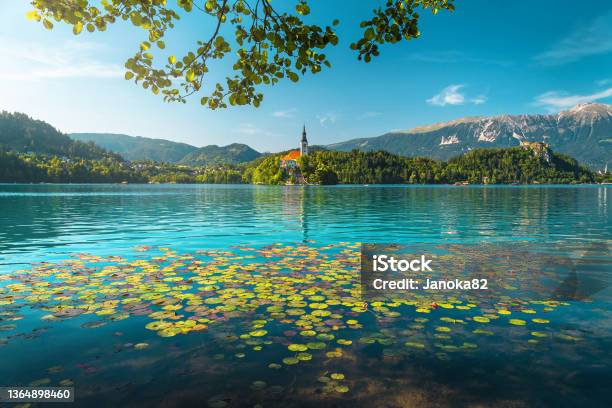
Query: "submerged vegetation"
1 242 607 406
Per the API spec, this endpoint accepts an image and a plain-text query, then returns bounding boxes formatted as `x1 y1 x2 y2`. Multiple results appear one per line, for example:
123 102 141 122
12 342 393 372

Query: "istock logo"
372 254 432 272
360 242 611 302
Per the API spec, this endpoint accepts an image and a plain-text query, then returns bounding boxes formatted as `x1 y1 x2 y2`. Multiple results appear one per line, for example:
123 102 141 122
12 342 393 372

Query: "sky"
1 0 611 152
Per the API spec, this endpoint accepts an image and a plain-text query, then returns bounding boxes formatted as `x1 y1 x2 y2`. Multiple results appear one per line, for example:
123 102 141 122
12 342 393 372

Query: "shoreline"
1 182 610 186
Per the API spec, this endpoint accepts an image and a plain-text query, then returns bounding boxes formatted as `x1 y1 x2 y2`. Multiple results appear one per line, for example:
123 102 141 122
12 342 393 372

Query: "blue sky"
1 1 611 152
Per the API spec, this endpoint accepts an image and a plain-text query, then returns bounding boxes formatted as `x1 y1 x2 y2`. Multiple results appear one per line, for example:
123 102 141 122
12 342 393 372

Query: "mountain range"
328 103 611 169
178 143 262 166
2 103 610 169
71 133 197 163
70 133 263 166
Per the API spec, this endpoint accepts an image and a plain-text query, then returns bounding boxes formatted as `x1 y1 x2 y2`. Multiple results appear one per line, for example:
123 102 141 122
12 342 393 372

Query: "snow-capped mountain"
327 103 612 169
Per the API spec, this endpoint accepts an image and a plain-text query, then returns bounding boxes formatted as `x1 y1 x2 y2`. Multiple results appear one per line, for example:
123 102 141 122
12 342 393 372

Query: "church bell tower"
300 125 308 156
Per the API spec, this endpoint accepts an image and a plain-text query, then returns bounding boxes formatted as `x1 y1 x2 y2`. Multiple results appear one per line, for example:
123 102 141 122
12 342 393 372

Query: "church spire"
300 124 308 156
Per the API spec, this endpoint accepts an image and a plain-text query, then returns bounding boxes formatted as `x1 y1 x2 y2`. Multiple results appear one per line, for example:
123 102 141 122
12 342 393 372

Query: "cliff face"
327 103 612 169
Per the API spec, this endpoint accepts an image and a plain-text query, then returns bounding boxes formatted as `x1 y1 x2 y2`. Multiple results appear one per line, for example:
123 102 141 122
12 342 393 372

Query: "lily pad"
288 344 308 352
282 357 299 365
509 319 526 326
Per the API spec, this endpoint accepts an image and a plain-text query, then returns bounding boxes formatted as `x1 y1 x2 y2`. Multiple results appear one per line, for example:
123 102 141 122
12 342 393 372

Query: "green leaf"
73 21 83 35
25 10 39 21
287 72 299 82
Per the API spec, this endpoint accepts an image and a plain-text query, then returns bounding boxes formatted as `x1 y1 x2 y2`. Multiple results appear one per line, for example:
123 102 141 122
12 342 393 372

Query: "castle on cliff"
520 141 551 163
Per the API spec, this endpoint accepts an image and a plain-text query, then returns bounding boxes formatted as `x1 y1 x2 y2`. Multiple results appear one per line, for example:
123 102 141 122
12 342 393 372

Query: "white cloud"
534 11 612 65
427 84 487 107
533 87 612 111
317 112 337 127
427 84 466 106
272 108 297 118
0 38 123 81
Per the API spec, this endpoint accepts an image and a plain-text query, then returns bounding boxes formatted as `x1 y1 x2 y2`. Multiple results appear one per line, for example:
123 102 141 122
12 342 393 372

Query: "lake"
0 184 610 407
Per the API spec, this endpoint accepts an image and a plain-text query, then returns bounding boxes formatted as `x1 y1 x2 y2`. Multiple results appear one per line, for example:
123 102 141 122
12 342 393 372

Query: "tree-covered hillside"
179 143 262 166
444 148 594 184
71 133 197 163
0 151 144 183
246 147 596 185
0 112 119 160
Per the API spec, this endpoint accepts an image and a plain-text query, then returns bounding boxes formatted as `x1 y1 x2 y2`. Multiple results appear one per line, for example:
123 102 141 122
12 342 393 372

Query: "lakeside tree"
27 0 455 109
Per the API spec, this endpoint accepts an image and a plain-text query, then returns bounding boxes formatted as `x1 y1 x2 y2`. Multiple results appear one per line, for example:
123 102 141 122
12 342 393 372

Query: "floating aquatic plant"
1 240 589 400
509 319 527 326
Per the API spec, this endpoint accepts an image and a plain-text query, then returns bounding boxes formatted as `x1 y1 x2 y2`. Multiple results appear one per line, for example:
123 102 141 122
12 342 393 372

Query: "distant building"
280 150 301 169
520 140 551 163
280 126 309 169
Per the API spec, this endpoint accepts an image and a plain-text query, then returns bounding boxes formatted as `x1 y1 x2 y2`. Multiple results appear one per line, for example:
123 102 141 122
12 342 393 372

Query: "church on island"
279 126 310 185
280 125 309 169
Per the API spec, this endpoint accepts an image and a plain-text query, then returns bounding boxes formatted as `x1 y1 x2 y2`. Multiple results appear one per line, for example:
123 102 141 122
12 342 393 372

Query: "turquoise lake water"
0 184 610 407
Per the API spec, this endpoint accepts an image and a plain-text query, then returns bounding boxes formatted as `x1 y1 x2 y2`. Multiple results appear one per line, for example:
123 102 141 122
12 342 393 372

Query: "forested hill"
0 111 119 160
0 146 602 184
179 143 262 166
70 134 264 166
71 133 197 163
249 147 596 185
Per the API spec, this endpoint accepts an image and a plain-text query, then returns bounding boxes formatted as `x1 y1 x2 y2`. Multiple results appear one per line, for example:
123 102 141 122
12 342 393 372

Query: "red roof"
281 150 301 161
